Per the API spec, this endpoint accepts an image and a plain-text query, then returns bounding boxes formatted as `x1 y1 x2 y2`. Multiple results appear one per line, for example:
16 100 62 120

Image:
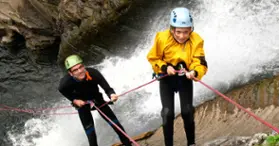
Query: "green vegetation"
263 134 279 146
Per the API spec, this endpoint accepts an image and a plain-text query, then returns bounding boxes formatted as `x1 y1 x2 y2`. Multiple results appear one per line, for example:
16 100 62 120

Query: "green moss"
264 134 279 146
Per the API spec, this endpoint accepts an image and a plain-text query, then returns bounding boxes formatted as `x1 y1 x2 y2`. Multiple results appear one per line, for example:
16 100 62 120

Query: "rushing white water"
8 0 279 145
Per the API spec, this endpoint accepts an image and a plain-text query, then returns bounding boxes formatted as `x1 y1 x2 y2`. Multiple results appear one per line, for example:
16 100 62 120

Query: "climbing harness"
152 73 167 80
178 64 185 76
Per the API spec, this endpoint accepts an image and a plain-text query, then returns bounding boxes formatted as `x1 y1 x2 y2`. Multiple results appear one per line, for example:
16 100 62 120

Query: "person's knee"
181 104 194 120
161 107 174 123
85 123 95 135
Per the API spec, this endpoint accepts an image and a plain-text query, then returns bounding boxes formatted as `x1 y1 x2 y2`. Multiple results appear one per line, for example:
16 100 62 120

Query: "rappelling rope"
88 100 140 146
179 70 279 133
1 70 278 133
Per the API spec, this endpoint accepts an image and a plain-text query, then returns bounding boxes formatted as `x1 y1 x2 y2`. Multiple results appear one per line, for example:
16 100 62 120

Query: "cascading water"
2 0 279 146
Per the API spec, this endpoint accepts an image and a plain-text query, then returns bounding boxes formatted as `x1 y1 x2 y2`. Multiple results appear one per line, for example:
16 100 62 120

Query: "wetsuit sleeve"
94 69 116 99
147 33 167 73
189 40 208 80
58 77 77 102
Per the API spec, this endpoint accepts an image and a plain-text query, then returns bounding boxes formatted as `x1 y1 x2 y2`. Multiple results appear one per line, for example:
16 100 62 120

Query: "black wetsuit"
160 62 195 146
58 67 131 146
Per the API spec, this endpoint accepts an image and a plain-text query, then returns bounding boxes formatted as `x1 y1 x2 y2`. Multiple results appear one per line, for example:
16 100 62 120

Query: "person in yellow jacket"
147 7 208 146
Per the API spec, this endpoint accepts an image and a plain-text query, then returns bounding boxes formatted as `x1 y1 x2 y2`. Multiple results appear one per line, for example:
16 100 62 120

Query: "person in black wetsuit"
58 54 132 146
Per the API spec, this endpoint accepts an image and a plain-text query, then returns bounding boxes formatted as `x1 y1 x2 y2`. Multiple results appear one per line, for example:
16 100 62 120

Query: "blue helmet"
170 7 193 28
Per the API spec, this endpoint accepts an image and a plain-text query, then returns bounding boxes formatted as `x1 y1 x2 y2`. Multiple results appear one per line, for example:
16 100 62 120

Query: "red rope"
98 74 169 108
0 104 36 114
173 69 279 132
196 78 279 133
2 70 278 134
178 70 279 133
0 103 73 115
46 74 168 115
89 101 140 146
0 108 9 111
0 74 169 115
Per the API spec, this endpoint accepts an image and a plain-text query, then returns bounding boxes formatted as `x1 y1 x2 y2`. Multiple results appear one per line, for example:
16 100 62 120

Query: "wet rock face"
0 0 132 64
0 0 59 63
203 136 251 146
0 46 64 146
203 133 268 146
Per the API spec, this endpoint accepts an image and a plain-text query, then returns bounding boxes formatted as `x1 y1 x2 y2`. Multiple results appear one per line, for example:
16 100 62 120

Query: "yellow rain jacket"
147 29 208 80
